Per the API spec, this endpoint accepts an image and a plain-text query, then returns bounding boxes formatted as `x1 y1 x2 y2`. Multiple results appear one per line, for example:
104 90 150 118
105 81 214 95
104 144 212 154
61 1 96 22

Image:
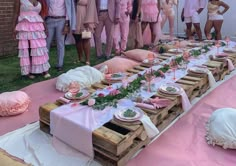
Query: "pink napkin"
135 97 171 110
227 59 235 71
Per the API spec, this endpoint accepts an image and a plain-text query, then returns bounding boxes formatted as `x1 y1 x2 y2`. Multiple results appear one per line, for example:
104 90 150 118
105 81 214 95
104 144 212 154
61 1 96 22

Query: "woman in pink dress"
141 0 161 46
12 0 50 79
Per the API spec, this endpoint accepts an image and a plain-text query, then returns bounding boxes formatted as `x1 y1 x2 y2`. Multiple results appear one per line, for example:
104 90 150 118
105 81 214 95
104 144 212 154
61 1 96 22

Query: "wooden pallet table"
38 52 234 165
39 95 182 166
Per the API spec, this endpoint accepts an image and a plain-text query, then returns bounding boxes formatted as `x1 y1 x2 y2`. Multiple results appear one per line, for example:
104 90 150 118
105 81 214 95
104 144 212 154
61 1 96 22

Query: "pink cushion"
123 49 156 62
0 91 30 116
94 56 140 73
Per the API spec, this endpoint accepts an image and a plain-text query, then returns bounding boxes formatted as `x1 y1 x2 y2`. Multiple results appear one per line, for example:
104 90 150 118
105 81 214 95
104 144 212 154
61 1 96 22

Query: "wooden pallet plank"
93 126 126 145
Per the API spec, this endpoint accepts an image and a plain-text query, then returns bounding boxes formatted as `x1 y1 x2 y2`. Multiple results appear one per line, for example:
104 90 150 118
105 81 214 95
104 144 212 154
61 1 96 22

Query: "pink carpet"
128 75 236 166
0 78 64 136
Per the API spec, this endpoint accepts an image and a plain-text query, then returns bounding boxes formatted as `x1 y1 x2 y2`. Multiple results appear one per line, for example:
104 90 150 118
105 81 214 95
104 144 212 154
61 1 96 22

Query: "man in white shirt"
181 0 207 40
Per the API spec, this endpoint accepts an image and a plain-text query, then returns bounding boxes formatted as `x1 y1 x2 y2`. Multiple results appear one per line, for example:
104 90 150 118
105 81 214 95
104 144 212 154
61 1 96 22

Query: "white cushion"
56 66 104 92
206 108 236 149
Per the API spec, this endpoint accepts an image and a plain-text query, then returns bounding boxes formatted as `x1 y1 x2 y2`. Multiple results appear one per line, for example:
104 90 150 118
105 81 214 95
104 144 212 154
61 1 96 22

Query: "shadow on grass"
0 45 106 93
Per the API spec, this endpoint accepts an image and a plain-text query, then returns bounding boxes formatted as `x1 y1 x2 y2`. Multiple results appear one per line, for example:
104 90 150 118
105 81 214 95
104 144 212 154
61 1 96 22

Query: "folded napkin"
135 97 172 110
139 115 160 138
206 69 216 88
226 59 235 71
178 88 192 112
194 66 216 88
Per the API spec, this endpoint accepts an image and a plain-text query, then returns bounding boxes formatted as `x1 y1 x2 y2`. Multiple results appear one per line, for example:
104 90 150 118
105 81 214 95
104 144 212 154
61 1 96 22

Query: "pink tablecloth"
0 78 64 136
50 104 117 158
127 75 236 166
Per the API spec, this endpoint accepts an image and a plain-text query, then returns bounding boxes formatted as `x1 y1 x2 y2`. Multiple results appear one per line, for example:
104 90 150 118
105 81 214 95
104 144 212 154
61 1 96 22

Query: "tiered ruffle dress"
15 0 50 75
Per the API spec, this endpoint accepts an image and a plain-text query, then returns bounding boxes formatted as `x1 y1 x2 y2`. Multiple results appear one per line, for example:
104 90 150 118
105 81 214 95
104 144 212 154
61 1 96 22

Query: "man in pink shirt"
95 0 120 60
113 0 132 55
45 0 76 71
181 0 207 40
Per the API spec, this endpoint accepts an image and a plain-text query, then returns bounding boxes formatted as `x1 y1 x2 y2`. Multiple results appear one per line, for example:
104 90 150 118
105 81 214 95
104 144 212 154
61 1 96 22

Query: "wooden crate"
39 95 182 166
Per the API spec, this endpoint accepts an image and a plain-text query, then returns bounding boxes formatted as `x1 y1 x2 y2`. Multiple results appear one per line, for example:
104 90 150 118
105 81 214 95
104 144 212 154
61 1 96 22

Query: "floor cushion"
0 91 30 116
123 49 157 62
56 66 104 92
206 108 236 149
94 56 140 73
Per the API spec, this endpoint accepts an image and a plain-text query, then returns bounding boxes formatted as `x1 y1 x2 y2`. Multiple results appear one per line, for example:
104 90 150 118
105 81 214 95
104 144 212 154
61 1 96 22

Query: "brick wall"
0 0 17 57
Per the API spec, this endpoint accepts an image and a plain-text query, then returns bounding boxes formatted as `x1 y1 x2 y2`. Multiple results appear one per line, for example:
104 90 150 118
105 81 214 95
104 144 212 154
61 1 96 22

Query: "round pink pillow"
0 91 30 116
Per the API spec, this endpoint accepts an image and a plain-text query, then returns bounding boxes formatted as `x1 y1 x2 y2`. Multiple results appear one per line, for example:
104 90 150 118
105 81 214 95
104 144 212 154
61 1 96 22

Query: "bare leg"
75 39 83 62
213 20 223 40
161 13 167 29
168 15 175 39
193 23 202 41
141 22 148 34
149 22 156 44
186 23 192 39
82 39 91 65
204 20 213 39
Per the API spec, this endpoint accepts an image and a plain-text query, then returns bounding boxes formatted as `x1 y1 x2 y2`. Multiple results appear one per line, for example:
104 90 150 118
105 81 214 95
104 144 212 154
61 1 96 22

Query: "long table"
39 43 236 166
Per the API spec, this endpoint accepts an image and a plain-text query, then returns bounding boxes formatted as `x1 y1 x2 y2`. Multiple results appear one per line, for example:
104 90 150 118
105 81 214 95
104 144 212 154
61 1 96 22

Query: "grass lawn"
0 45 106 93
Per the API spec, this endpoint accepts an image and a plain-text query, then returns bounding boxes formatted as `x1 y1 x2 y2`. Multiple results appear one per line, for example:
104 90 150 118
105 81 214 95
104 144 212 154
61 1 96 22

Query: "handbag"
81 30 92 39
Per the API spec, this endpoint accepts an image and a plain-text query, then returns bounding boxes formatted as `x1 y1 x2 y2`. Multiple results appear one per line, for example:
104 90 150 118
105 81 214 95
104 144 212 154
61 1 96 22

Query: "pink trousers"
113 13 130 52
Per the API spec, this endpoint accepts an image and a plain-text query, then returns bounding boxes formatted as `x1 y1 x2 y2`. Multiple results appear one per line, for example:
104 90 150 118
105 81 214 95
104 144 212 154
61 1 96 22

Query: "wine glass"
174 40 180 53
215 40 220 55
224 36 230 47
144 71 153 92
169 59 177 80
183 50 190 70
68 81 80 97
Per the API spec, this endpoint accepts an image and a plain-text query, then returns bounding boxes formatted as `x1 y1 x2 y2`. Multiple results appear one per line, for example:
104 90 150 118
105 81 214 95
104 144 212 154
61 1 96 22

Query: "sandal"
86 61 90 66
28 74 35 79
73 59 81 64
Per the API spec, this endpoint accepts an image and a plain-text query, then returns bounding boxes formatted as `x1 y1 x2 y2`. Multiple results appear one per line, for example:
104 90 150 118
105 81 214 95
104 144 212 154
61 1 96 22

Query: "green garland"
81 76 145 110
81 66 171 110
81 44 212 110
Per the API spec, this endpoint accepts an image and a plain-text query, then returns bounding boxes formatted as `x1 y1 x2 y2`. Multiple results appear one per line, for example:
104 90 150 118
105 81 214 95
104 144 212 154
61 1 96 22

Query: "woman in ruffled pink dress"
12 0 50 79
141 0 162 46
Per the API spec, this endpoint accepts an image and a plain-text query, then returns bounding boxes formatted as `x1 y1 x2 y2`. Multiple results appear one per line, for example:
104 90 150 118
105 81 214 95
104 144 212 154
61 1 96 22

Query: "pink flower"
88 98 96 106
109 89 121 96
98 93 105 97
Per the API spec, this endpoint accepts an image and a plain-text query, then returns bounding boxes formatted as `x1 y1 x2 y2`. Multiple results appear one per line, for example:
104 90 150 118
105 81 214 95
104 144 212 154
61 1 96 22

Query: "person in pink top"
181 0 207 40
113 0 132 55
12 0 51 79
160 0 178 40
141 0 161 47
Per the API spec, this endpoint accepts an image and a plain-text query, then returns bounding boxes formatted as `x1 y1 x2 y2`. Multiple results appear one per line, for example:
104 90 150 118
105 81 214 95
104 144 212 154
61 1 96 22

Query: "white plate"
65 90 89 100
203 40 213 43
114 107 143 122
159 83 181 95
223 48 236 53
110 73 126 81
188 42 202 47
188 67 207 74
168 49 183 53
142 58 159 64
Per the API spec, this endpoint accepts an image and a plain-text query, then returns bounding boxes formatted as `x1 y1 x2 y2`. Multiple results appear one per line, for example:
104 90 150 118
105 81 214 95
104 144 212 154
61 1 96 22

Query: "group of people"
181 0 229 41
12 0 229 79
